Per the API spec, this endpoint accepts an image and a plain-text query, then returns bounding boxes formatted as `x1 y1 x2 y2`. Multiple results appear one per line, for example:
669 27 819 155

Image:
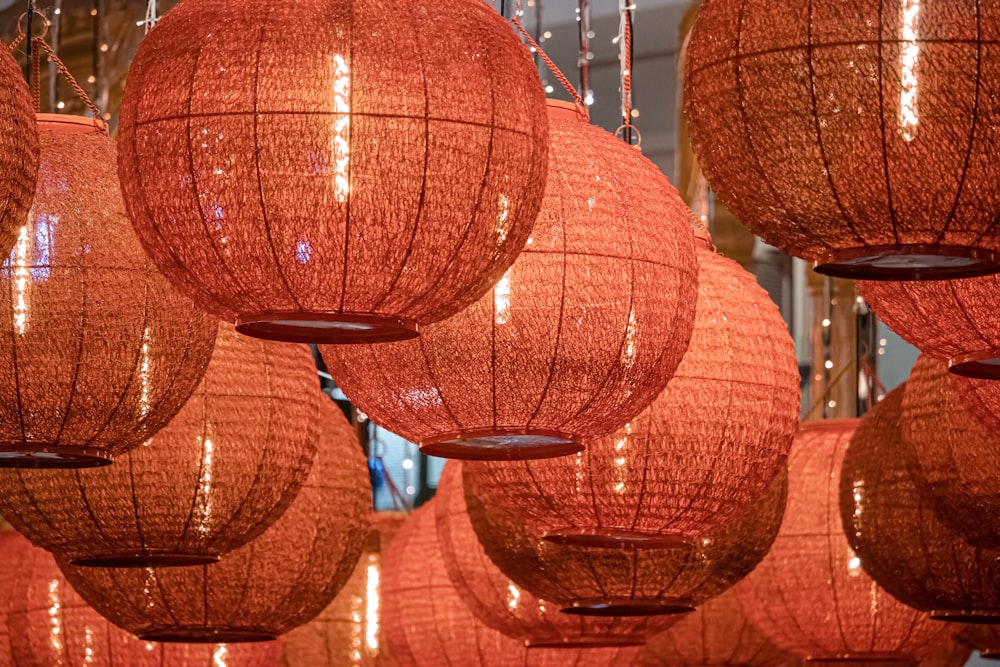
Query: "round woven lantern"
639 591 800 667
0 47 39 259
0 115 217 467
734 421 952 664
857 277 1000 378
684 0 1000 280
57 399 372 643
0 322 321 567
321 99 698 460
464 238 797 543
3 530 282 667
434 462 677 648
464 462 786 616
841 385 1000 623
118 0 549 345
382 502 642 667
279 512 405 667
900 354 1000 550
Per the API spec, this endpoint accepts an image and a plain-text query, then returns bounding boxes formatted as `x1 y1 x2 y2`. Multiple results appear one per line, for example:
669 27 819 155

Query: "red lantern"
435 462 676 648
0 115 217 467
117 0 549 344
842 386 1000 622
900 354 1000 550
639 591 800 667
3 530 282 667
0 323 320 567
734 421 952 663
685 0 1000 280
0 47 39 259
382 502 641 667
464 238 796 542
464 463 786 615
57 399 372 642
322 100 698 460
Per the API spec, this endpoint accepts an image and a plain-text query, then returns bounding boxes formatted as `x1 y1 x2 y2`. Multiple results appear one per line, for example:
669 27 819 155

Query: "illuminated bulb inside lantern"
507 582 521 611
621 309 638 371
139 327 152 420
48 579 62 656
213 644 229 667
495 268 512 325
84 626 95 664
11 225 30 335
496 193 512 244
366 554 381 655
142 568 157 610
195 435 215 537
350 588 363 665
614 422 632 495
332 54 351 202
899 0 921 141
847 547 863 577
574 450 585 494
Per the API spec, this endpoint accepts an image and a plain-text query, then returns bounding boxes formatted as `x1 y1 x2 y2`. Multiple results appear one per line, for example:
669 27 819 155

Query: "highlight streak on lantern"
365 556 380 655
195 436 215 538
331 54 350 203
213 644 228 667
11 225 30 335
138 327 152 420
899 0 921 141
48 579 62 658
494 268 512 325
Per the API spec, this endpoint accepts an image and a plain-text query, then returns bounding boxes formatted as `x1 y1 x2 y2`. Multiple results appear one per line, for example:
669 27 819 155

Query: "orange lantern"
464 238 797 543
3 530 282 667
0 323 320 567
322 100 698 460
734 421 952 663
435 462 676 648
464 464 786 615
685 0 1000 280
0 46 39 259
117 0 549 344
57 399 371 642
0 115 216 467
383 502 642 667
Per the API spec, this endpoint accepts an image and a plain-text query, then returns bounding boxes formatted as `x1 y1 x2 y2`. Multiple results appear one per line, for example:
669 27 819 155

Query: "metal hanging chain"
617 0 637 145
23 0 33 86
576 0 591 101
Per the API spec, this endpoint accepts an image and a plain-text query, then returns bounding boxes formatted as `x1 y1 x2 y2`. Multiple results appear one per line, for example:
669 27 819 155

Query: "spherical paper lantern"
0 115 217 467
435 462 676 648
901 354 1000 550
685 0 1000 280
734 421 952 663
0 48 39 259
464 463 786 615
382 502 641 667
322 100 698 460
0 322 321 567
280 512 405 667
58 399 371 642
842 385 1000 622
465 239 797 543
118 0 549 344
639 591 800 667
3 530 282 667
857 277 1000 378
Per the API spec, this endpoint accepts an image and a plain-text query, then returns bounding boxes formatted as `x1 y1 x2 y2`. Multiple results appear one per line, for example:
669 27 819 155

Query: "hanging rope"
510 16 587 116
617 0 636 145
23 0 33 87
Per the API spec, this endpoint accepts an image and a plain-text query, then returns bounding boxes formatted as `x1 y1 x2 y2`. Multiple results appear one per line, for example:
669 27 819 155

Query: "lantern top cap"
36 113 107 135
800 418 861 434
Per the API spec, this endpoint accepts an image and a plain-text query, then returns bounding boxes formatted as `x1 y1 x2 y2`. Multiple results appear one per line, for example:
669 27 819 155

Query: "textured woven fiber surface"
949 371 1000 431
859 276 1000 373
0 50 39 260
3 530 282 667
0 323 321 566
382 502 642 667
0 119 217 466
639 591 800 667
322 102 698 459
117 0 549 341
279 513 405 667
465 244 797 541
463 464 786 612
842 386 1000 621
734 421 951 662
434 463 677 648
918 641 973 667
685 1 1000 276
901 354 1000 550
58 400 371 641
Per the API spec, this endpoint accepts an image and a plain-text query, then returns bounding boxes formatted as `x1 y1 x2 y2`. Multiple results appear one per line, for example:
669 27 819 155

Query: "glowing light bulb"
899 0 921 141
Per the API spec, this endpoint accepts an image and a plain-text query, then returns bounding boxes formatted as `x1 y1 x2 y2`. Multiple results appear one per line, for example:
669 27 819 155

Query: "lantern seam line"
874 0 901 244
50 260 88 446
947 1 984 244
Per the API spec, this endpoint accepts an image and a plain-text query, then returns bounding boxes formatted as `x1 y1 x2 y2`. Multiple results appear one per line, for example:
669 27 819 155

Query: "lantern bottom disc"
543 528 693 550
419 428 583 460
525 635 646 649
930 609 1000 624
560 597 695 617
236 311 419 344
0 445 112 468
70 551 221 568
806 654 916 666
140 627 278 643
949 350 1000 380
980 650 1000 660
813 244 1000 280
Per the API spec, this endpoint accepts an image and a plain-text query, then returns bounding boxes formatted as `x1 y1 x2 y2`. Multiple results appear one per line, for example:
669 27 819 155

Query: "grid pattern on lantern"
0 47 39 261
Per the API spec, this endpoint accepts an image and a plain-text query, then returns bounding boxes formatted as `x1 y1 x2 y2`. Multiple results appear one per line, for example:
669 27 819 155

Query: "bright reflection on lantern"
899 0 921 141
